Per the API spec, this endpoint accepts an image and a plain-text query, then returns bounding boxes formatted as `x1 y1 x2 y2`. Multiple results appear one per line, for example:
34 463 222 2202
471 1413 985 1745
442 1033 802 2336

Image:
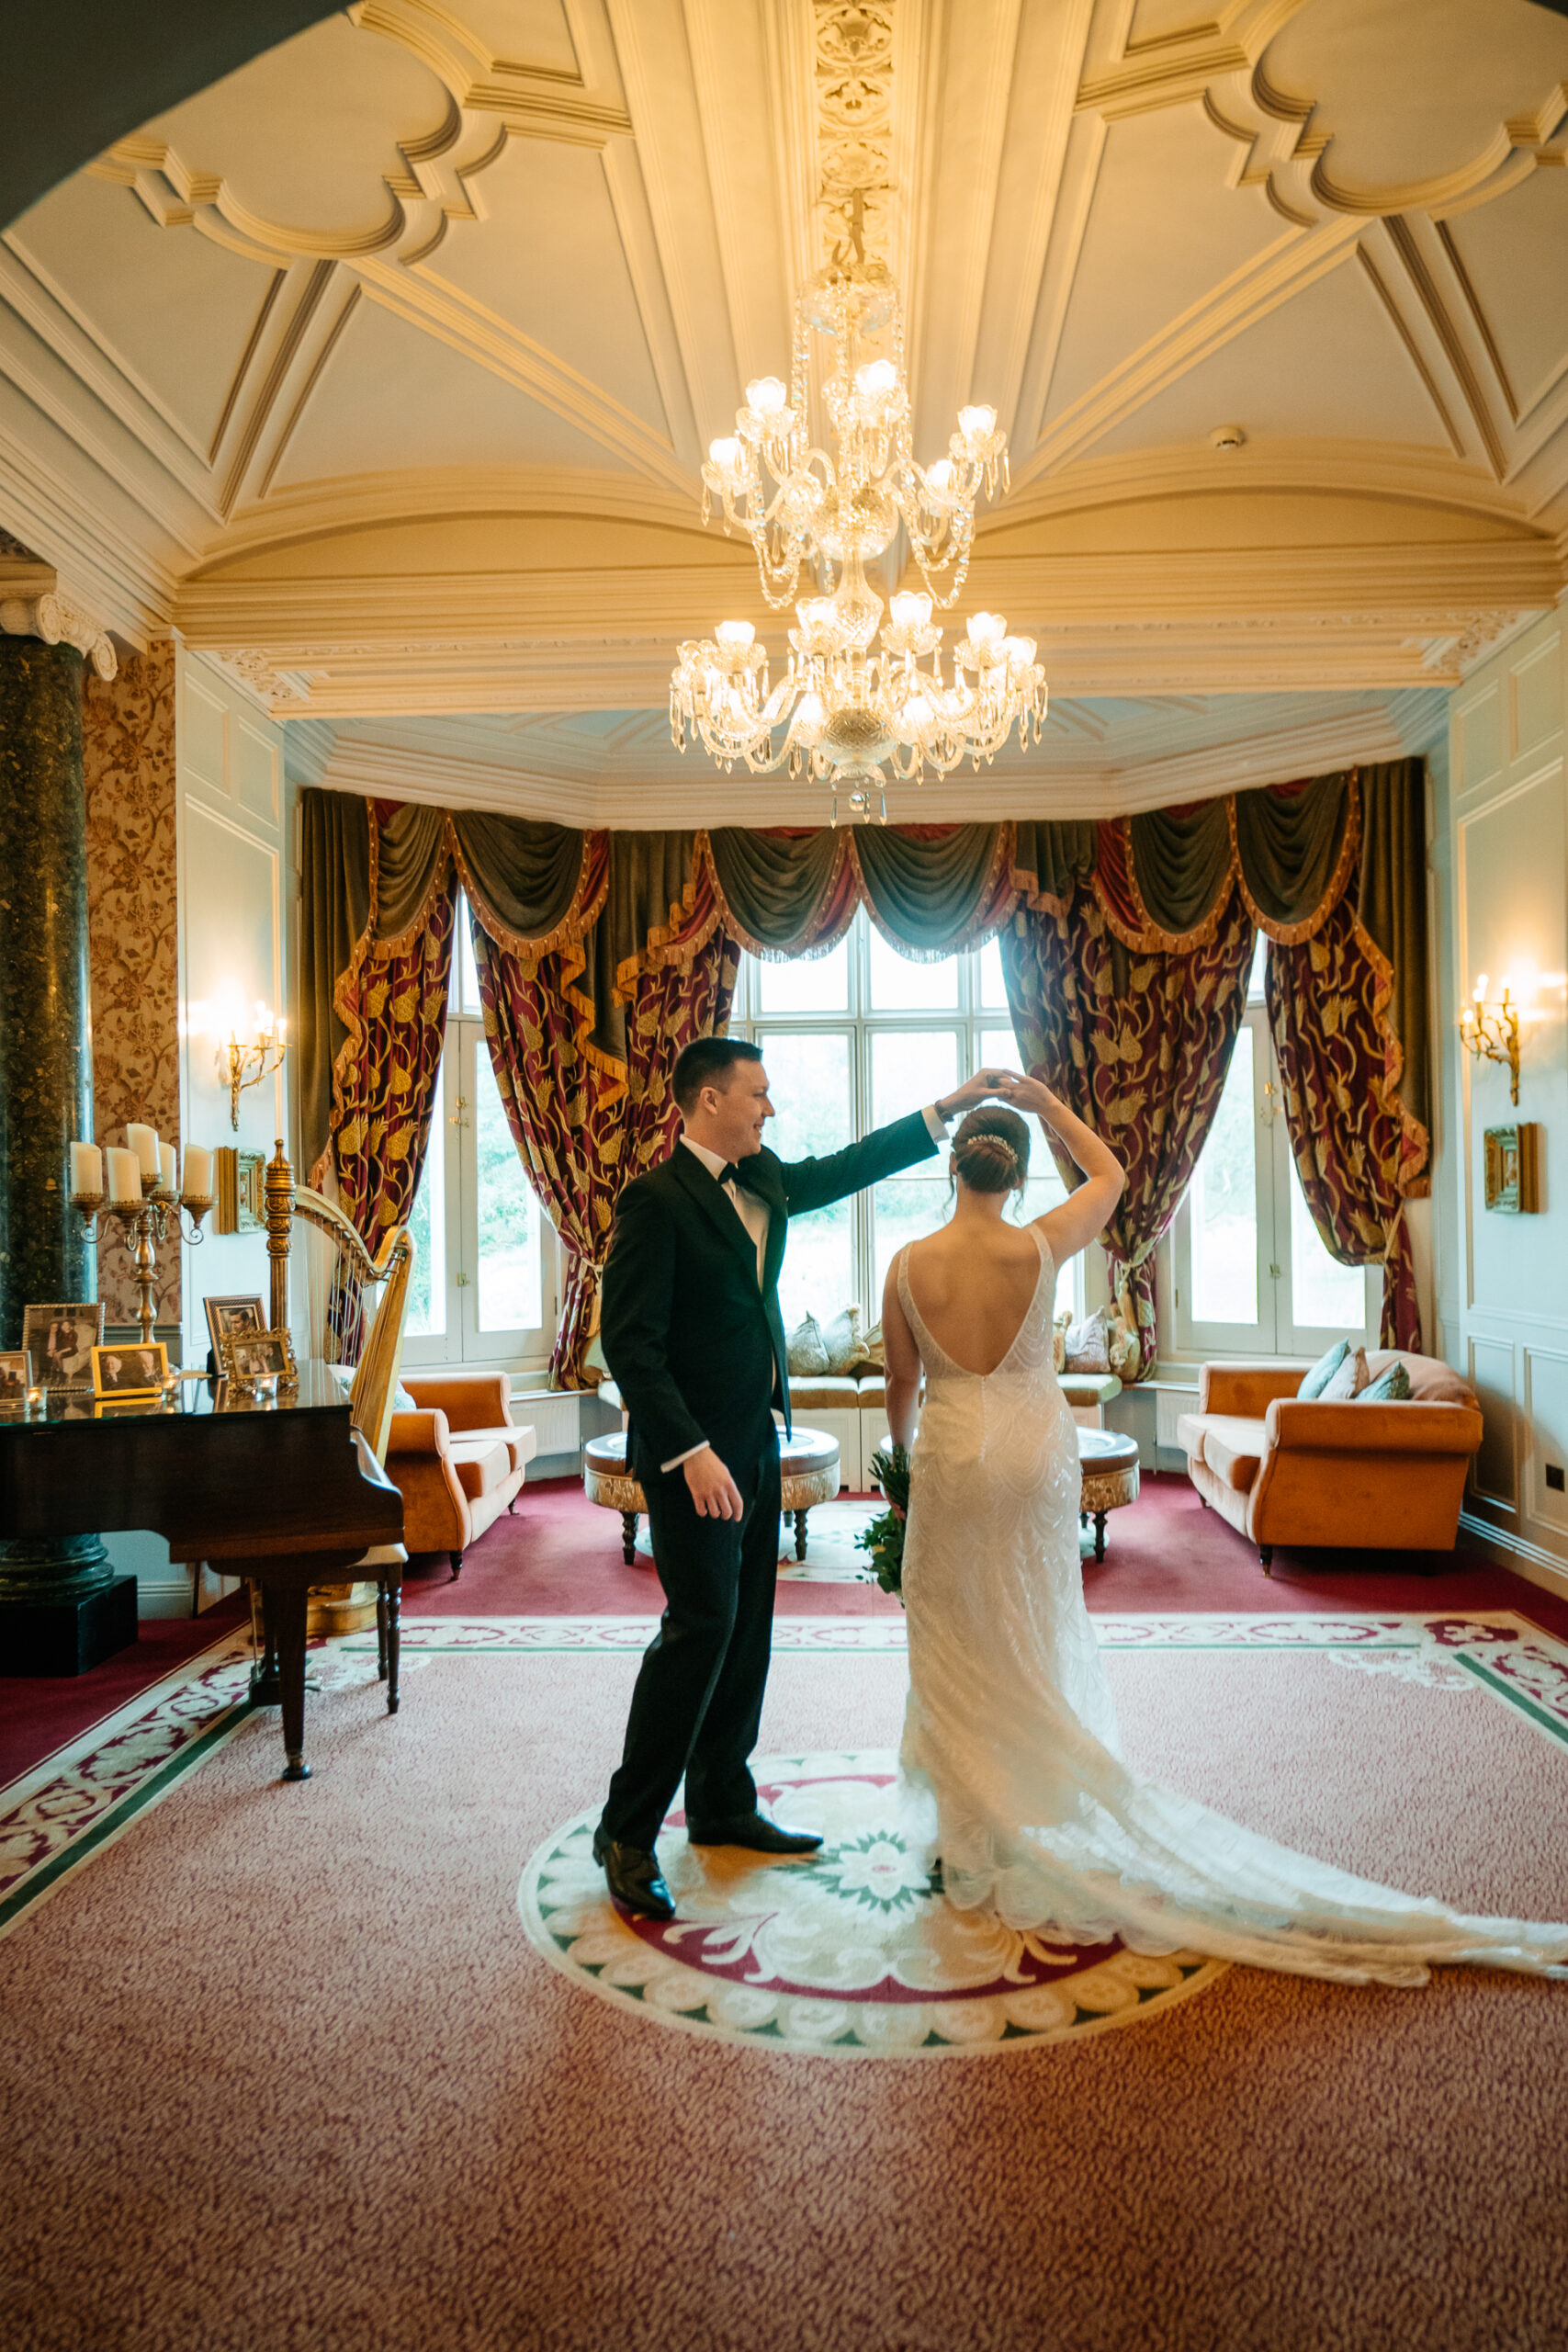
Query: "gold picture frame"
204 1293 266 1363
1483 1123 1540 1215
214 1147 265 1235
0 1351 26 1410
92 1340 169 1401
218 1327 299 1389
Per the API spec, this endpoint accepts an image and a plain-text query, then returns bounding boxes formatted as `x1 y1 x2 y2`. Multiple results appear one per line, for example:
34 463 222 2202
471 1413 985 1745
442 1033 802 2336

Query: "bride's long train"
895 1239 1568 1986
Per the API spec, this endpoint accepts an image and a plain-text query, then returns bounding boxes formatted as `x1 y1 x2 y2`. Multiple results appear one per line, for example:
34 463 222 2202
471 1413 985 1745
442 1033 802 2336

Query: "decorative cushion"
1063 1308 1111 1375
330 1363 418 1413
785 1316 830 1375
1318 1344 1370 1402
847 1321 885 1373
1106 1313 1140 1383
1359 1361 1413 1403
1053 1311 1069 1374
1362 1351 1478 1407
1297 1339 1350 1400
818 1306 863 1374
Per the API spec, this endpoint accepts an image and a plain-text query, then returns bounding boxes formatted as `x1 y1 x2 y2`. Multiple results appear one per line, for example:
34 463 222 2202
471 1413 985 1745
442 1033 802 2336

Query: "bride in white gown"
880 1080 1568 1986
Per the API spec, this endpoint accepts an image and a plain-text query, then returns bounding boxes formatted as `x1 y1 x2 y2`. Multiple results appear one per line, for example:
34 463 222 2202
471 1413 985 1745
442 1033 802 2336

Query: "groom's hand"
684 1447 745 1521
936 1068 1019 1121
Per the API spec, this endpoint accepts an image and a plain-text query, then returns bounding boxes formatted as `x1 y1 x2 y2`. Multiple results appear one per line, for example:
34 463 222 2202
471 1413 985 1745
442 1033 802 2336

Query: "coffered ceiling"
3 0 1567 818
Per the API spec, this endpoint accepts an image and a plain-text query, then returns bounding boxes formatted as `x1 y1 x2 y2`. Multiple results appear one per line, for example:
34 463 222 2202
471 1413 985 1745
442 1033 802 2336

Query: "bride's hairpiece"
958 1135 1018 1168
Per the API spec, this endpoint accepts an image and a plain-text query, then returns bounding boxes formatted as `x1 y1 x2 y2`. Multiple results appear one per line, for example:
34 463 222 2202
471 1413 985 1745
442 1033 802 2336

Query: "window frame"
400 907 558 1376
729 909 1082 1328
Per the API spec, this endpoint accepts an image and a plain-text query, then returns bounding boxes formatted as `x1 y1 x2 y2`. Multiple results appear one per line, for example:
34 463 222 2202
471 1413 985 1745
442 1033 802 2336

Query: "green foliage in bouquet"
857 1443 911 1601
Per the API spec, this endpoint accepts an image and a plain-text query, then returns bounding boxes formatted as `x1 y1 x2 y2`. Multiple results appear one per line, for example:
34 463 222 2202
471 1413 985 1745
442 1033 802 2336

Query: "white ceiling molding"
0 0 1562 767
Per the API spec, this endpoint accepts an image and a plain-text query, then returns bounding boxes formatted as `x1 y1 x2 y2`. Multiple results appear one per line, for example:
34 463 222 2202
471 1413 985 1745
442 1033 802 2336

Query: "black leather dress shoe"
686 1810 823 1855
592 1824 675 1919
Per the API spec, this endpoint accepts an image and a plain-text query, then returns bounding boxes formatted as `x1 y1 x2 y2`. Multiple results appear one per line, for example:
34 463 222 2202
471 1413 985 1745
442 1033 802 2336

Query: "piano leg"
383 1573 401 1715
375 1585 388 1680
266 1582 311 1781
249 1581 282 1706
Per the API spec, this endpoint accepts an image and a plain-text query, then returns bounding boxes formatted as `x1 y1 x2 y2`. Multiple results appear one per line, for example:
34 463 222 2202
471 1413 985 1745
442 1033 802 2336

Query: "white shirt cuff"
660 1441 711 1474
922 1102 951 1143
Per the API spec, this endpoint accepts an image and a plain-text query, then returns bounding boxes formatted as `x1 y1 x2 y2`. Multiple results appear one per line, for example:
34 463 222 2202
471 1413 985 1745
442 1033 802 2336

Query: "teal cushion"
1298 1339 1350 1400
1359 1361 1412 1403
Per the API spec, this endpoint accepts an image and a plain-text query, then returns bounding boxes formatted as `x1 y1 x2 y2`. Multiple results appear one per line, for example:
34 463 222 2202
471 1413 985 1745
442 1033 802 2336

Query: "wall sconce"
217 1001 288 1131
1460 973 1521 1104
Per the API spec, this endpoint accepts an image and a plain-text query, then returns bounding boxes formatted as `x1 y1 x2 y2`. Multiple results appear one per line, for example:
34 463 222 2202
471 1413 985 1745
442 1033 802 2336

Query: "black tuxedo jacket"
600 1112 938 1481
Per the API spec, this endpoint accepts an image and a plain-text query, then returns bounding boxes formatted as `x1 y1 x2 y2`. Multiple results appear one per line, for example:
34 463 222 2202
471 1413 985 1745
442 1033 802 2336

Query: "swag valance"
299 757 1429 1380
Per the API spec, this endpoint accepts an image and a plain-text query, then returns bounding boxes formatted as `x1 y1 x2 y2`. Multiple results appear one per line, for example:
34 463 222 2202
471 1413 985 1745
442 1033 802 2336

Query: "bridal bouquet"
856 1444 911 1601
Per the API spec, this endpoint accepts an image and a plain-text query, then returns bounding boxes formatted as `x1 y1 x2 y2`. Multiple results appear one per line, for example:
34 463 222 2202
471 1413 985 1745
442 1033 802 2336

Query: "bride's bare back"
900 1222 1044 1377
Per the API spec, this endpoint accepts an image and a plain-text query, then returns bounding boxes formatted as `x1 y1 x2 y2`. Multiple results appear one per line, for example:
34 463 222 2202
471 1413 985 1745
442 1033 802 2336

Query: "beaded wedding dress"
896 1230 1568 1985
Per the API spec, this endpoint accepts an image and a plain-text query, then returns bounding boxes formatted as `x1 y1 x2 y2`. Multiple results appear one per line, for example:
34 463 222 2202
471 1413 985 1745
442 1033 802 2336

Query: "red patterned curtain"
999 885 1257 1373
1266 893 1422 1349
472 851 739 1387
331 881 456 1249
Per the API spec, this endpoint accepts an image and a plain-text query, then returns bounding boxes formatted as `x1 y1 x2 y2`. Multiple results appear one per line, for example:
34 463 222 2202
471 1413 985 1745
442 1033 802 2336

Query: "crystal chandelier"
669 206 1047 823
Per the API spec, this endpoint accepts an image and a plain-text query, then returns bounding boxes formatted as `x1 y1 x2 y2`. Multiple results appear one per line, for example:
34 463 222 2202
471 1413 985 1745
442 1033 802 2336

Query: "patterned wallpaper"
84 641 180 1329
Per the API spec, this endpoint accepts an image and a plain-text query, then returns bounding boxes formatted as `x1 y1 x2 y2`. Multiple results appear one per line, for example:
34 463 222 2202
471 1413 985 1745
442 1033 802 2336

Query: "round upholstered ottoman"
583 1428 841 1566
1077 1428 1141 1562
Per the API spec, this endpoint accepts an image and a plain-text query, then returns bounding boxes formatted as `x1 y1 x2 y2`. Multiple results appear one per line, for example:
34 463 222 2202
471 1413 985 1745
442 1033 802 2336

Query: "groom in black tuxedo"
594 1035 1010 1917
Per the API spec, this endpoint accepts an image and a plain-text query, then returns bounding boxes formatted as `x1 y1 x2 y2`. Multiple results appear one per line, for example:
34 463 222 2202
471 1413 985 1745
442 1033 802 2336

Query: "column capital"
0 558 117 681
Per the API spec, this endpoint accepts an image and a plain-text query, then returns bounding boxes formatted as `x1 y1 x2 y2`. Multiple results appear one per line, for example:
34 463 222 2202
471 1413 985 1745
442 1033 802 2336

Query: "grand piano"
0 1363 403 1781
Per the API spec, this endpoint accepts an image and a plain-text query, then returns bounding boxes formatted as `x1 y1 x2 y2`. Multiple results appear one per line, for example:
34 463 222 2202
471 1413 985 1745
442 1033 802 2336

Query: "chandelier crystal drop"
669 215 1046 824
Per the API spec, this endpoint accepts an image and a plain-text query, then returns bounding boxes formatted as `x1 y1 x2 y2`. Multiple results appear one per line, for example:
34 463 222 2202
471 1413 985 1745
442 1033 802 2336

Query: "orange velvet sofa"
386 1372 536 1578
1177 1352 1483 1573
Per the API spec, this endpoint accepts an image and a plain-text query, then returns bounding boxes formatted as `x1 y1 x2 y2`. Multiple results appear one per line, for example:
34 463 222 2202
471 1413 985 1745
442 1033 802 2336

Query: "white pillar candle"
107 1147 143 1204
70 1141 104 1197
125 1123 161 1182
158 1141 177 1193
183 1144 212 1202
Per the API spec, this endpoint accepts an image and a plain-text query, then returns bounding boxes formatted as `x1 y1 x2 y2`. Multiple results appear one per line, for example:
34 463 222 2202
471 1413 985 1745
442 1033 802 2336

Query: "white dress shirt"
660 1106 952 1473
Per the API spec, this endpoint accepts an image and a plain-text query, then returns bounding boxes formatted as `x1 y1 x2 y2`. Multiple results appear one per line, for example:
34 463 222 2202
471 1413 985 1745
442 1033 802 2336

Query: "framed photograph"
0 1351 26 1409
214 1148 265 1235
204 1294 266 1363
22 1302 105 1396
92 1340 169 1401
218 1328 298 1388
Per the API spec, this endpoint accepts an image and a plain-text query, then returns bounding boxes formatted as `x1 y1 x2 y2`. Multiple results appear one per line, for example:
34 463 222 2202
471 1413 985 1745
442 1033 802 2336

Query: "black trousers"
601 1427 783 1851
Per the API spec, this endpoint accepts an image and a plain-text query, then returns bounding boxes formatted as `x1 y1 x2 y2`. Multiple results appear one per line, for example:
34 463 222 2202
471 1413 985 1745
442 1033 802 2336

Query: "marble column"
0 632 125 1666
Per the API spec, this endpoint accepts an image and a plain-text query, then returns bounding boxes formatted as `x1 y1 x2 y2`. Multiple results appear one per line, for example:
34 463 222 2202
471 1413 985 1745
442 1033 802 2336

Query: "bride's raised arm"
1003 1074 1125 1264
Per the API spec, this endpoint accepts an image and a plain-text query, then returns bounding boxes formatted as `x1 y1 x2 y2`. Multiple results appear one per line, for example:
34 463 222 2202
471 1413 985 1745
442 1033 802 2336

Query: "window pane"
757 1031 854 1328
870 1029 959 1132
755 935 850 1014
474 1045 542 1331
404 1123 446 1339
978 1023 1023 1081
1247 931 1268 1004
1289 1160 1368 1333
457 899 482 1017
977 933 1008 1010
1189 1027 1258 1325
868 926 958 1011
872 1178 951 1314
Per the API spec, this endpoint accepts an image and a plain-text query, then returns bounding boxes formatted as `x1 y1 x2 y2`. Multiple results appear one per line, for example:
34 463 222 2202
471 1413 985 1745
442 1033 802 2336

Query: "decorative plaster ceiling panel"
1125 1 1213 42
1263 0 1568 205
9 173 279 461
268 295 637 485
133 14 451 246
1090 251 1458 458
1041 106 1287 428
455 0 583 77
1441 166 1568 424
415 136 670 435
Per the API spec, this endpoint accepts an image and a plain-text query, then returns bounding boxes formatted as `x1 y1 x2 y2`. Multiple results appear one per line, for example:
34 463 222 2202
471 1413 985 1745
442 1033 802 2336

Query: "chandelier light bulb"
1002 635 1037 667
707 435 744 475
854 359 898 398
715 619 755 653
925 458 954 493
745 376 789 413
958 404 998 444
890 591 932 632
965 611 1006 650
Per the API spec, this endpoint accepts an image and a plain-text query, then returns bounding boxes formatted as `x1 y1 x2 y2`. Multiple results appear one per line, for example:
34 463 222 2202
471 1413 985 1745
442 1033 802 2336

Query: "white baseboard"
1459 1510 1568 1604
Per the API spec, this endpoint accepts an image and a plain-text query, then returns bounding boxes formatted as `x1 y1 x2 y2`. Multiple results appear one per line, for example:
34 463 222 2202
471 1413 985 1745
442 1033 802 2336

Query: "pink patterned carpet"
6 1622 1568 2350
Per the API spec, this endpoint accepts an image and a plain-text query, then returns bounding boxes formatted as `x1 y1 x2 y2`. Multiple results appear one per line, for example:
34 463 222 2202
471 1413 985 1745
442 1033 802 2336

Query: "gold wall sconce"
1460 974 1521 1104
217 1002 288 1131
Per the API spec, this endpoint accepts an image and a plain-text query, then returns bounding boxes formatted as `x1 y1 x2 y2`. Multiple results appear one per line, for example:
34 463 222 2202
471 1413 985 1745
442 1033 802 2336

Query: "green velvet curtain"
299 787 371 1190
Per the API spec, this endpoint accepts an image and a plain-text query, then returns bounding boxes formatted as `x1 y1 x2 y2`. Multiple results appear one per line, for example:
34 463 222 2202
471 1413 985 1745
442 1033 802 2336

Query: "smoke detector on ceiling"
1210 424 1247 451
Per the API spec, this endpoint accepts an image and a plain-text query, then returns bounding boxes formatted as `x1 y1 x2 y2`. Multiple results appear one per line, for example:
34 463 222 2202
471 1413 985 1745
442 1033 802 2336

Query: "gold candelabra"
1460 976 1521 1105
70 1191 213 1344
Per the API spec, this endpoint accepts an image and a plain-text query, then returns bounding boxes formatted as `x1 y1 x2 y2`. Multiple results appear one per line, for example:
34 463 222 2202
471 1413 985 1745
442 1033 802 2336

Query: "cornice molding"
300 686 1445 826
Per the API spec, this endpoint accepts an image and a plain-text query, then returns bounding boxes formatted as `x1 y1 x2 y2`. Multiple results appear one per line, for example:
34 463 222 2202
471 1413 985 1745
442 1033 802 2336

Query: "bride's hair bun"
952 1106 1031 1195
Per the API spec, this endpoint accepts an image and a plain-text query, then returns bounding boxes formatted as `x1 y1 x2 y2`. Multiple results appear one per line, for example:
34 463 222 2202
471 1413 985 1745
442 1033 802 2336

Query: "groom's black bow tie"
716 1162 741 1189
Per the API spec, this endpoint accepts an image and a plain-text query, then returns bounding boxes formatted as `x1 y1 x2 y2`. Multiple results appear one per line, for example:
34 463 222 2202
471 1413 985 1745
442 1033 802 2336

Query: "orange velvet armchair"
1177 1352 1484 1573
385 1373 536 1579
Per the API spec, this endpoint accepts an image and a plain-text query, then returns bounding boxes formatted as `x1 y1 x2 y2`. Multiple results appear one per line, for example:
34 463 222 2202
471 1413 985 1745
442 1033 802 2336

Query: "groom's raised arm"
600 1182 708 1470
777 1107 942 1219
